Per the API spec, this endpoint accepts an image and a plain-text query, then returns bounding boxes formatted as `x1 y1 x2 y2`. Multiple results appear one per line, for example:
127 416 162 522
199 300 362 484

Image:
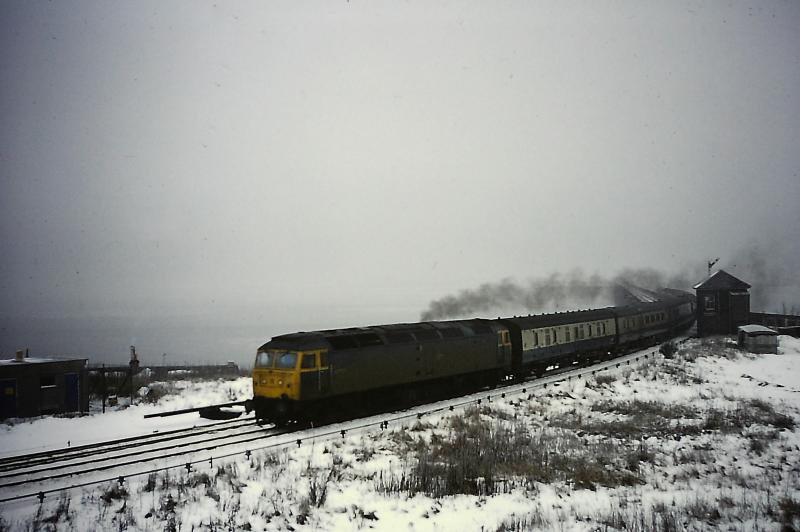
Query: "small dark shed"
737 325 779 354
693 270 751 337
0 352 89 419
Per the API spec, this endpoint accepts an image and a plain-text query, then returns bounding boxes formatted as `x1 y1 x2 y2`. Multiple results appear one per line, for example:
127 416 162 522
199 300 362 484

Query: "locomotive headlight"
278 379 283 385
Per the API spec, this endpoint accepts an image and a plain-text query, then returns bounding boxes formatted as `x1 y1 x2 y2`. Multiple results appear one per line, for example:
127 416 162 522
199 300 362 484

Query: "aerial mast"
707 258 719 276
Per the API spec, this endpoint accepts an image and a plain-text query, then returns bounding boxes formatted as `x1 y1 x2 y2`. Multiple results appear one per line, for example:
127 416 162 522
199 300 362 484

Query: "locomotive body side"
324 319 510 395
252 319 511 422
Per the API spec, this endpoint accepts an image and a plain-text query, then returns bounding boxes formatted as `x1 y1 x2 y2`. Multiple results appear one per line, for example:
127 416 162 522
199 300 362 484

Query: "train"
249 288 695 424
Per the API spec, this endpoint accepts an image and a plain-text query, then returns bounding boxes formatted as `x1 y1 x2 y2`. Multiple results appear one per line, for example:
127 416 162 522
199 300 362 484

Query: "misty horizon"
1 2 798 365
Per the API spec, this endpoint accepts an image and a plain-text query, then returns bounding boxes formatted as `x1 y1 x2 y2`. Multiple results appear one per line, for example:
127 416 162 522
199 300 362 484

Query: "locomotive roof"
258 318 500 351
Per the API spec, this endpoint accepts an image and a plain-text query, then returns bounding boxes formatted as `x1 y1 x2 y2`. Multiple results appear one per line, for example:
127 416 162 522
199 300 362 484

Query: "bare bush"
594 372 617 385
377 411 643 497
704 399 795 432
494 508 549 531
777 497 800 530
659 341 677 358
100 483 128 504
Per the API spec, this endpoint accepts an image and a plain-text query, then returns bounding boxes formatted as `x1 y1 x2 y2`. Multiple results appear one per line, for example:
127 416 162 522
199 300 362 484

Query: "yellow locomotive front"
251 341 330 423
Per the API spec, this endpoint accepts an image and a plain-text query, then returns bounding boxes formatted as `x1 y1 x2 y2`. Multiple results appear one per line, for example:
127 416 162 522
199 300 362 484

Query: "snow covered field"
1 337 799 531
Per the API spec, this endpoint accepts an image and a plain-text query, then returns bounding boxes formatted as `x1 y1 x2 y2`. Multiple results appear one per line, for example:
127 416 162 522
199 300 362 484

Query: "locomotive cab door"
318 351 331 395
300 351 331 400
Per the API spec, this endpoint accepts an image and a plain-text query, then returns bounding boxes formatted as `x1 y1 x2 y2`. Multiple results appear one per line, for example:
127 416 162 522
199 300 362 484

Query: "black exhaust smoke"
419 267 705 321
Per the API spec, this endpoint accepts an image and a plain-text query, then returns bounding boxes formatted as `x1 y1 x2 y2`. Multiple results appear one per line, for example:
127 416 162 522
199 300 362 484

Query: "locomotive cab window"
255 351 276 368
276 352 298 369
301 353 316 369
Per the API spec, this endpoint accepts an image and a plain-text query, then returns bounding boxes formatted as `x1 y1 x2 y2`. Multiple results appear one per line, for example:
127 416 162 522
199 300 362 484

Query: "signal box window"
301 354 316 369
704 296 715 311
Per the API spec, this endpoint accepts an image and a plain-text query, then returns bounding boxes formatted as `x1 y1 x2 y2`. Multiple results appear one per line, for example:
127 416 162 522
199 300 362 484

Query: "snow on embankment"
0 338 799 531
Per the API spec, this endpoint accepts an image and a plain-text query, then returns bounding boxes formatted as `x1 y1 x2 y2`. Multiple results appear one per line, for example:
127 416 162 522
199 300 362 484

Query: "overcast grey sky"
1 1 798 362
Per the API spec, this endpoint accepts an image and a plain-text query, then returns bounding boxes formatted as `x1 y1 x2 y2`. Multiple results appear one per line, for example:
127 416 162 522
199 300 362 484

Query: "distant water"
0 316 269 368
0 305 420 368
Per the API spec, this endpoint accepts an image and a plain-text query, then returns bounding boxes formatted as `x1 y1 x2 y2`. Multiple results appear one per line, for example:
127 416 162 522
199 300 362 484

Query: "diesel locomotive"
249 289 695 424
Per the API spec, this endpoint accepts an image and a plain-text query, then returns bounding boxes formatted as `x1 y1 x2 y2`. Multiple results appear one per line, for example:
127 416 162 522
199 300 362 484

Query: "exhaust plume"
420 240 800 322
420 267 705 321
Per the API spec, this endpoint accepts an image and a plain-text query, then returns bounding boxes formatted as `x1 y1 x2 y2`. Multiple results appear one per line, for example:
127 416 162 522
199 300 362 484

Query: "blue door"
0 379 17 419
65 373 80 412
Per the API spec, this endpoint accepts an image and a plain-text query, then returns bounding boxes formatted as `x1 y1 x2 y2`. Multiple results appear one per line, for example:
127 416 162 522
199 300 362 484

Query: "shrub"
595 372 617 385
660 341 678 358
100 483 128 504
777 498 800 530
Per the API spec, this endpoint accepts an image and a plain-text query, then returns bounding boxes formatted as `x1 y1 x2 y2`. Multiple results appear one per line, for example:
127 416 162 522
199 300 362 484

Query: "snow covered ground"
1 337 799 531
0 377 254 457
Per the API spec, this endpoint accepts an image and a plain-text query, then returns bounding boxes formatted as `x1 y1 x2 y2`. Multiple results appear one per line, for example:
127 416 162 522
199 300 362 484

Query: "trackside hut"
0 352 88 419
694 270 751 337
737 325 779 354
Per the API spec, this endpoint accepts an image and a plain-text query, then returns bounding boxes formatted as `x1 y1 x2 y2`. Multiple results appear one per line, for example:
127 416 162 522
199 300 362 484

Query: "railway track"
0 419 282 490
0 339 677 505
0 416 256 472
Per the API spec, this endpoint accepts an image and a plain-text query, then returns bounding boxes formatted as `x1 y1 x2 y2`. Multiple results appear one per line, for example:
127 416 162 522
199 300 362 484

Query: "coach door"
497 330 512 365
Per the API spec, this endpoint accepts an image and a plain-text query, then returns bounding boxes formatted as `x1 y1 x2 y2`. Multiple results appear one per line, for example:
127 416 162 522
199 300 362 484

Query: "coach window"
534 332 539 346
500 331 510 346
544 331 551 345
301 353 316 369
565 329 571 342
553 329 558 344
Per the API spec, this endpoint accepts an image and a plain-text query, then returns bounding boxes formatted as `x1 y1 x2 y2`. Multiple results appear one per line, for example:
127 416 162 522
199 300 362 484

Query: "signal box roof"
693 270 750 290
